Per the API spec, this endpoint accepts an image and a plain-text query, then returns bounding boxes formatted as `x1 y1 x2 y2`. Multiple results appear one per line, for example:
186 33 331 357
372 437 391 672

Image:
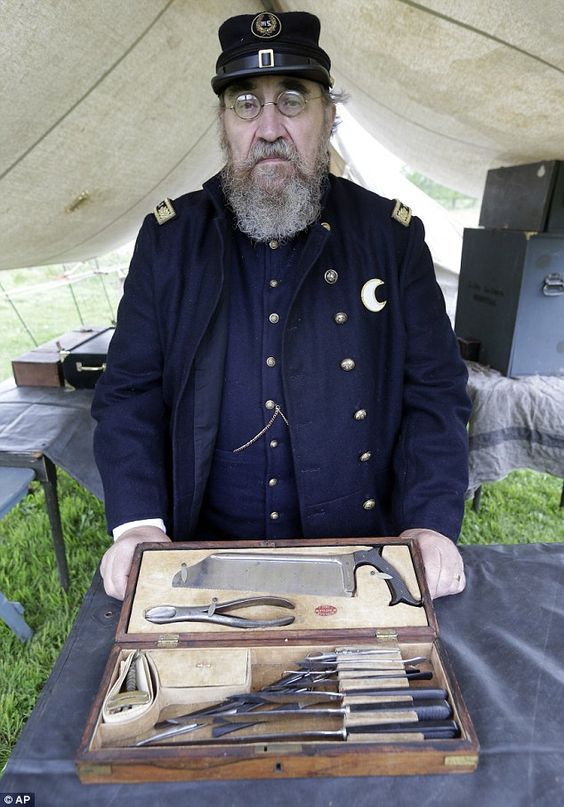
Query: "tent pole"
63 264 84 325
94 258 115 322
0 279 38 346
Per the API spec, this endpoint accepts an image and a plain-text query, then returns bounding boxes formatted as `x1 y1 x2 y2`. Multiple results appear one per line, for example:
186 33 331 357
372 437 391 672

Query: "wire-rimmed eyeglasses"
227 89 321 121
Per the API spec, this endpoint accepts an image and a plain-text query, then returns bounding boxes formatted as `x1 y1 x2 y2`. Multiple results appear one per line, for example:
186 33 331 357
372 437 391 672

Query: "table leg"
38 458 70 591
472 486 482 512
0 453 70 590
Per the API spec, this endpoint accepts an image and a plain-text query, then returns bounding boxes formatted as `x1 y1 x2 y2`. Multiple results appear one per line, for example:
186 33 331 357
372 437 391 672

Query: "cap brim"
212 64 332 94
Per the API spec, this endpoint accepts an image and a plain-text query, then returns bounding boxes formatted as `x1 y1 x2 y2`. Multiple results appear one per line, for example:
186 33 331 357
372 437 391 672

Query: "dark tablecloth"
2 542 564 807
0 380 102 499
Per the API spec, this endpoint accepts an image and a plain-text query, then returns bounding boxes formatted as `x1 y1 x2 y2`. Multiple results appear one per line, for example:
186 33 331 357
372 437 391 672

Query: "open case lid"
116 537 437 647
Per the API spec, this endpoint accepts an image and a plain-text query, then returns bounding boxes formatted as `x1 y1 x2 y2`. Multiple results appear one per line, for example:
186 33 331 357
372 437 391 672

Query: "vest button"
363 499 376 511
354 409 367 420
266 356 276 367
324 269 338 284
359 451 372 462
340 358 356 371
269 439 279 448
334 312 348 324
269 239 279 249
321 222 331 231
268 478 278 487
269 279 279 288
265 400 276 410
269 313 280 324
270 511 280 520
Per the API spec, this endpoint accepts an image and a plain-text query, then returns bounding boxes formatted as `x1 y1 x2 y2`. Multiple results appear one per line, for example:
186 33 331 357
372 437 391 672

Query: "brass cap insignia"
251 12 282 39
154 198 176 225
391 199 412 227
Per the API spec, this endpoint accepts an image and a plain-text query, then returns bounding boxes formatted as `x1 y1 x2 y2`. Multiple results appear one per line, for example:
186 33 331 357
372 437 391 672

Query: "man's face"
221 75 335 191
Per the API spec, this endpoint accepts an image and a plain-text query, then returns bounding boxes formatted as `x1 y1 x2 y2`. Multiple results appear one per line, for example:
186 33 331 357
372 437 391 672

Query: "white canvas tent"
1 0 563 270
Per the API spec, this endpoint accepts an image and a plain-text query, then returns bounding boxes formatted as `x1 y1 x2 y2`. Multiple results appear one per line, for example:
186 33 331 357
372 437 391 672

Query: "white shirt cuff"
113 519 166 541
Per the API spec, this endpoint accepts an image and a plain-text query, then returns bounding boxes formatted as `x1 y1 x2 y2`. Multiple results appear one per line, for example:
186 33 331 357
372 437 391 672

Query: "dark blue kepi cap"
212 11 333 94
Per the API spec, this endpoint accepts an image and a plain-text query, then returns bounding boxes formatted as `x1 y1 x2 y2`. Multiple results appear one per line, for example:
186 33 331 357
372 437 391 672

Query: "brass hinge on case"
157 634 179 648
375 630 398 641
444 755 478 767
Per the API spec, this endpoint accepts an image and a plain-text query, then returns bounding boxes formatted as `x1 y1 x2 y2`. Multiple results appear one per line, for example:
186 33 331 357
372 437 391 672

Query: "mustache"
242 139 299 170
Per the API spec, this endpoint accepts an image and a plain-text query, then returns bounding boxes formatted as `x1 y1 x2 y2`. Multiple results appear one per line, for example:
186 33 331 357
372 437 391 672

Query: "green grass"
460 470 563 545
0 473 109 771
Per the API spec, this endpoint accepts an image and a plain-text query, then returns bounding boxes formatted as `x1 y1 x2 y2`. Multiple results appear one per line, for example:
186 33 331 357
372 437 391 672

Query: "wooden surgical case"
76 538 479 783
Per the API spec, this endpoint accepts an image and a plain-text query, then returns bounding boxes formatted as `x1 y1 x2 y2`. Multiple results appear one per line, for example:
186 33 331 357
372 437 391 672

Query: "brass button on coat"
363 499 376 511
269 239 279 249
324 269 338 284
334 312 348 324
354 409 367 420
269 439 279 448
359 451 372 462
340 358 356 371
268 478 278 487
269 313 280 324
270 511 280 520
321 222 331 230
269 279 279 288
266 356 276 367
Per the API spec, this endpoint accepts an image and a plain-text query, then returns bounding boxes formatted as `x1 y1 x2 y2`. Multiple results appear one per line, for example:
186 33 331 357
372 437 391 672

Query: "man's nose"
254 102 287 141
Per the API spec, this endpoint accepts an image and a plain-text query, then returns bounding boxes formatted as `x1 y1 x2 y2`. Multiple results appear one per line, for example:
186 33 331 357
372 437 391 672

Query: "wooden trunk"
76 538 479 782
12 326 111 387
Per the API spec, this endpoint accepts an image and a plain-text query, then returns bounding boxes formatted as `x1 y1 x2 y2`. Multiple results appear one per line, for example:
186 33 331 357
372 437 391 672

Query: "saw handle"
353 546 421 606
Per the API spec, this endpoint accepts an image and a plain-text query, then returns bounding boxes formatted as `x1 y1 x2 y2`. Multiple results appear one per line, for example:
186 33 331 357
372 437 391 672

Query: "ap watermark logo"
1 795 34 805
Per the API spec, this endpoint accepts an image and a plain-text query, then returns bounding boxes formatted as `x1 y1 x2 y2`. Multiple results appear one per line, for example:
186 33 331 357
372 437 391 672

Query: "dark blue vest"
198 228 307 539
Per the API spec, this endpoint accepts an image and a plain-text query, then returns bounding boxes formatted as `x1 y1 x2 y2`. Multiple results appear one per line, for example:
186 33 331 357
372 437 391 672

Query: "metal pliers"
143 596 295 629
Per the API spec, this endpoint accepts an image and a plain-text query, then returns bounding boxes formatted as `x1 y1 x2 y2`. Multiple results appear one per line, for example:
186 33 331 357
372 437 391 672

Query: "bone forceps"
144 596 295 628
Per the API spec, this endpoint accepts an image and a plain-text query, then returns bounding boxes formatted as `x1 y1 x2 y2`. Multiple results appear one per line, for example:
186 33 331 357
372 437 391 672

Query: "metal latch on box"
257 743 302 754
79 764 113 777
542 273 564 296
444 754 478 767
76 361 107 372
375 630 398 641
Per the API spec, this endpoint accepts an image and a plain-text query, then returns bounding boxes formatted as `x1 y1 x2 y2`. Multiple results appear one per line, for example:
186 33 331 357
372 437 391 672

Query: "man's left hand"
400 528 466 599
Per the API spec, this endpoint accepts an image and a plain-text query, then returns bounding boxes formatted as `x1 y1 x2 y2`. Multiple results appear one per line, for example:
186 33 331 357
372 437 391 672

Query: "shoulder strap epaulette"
154 198 177 225
390 199 412 268
391 199 412 227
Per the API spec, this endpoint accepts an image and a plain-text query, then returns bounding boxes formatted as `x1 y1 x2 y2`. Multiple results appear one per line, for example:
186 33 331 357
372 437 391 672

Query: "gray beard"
220 137 329 242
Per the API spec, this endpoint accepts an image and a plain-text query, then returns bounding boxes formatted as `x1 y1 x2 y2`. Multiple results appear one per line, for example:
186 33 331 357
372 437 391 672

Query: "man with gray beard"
92 11 471 603
221 123 329 243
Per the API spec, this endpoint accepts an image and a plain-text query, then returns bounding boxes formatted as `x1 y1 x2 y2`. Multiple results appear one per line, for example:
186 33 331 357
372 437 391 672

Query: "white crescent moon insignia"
361 278 387 312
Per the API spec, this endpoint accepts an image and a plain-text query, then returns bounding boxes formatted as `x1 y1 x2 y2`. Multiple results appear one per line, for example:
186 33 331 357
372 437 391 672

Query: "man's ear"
324 102 337 136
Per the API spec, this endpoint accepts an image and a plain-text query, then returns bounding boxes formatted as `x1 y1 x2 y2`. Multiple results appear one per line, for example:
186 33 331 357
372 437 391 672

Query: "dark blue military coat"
92 174 471 541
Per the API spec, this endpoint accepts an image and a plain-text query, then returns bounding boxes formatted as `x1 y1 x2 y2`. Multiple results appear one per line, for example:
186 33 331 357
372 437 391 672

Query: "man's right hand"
100 526 171 600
